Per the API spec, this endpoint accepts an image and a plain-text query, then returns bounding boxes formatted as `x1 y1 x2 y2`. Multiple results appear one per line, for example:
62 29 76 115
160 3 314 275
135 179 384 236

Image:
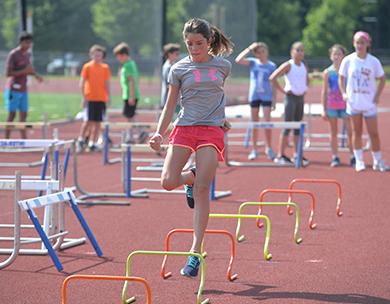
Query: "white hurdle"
0 171 88 270
225 121 307 168
17 186 103 272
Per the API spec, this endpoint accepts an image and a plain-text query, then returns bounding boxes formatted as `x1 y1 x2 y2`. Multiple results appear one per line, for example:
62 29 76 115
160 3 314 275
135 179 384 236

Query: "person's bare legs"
250 106 260 153
262 106 273 151
5 112 16 139
365 116 380 152
351 115 363 150
190 146 218 253
161 145 194 191
328 117 338 156
345 116 354 154
19 111 27 139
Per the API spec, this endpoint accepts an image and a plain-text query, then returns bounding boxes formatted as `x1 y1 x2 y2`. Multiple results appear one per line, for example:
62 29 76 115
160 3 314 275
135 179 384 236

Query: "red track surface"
1 106 390 303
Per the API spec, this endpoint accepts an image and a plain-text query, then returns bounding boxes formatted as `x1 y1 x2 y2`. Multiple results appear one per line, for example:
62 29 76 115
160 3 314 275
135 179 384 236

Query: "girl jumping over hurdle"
235 42 277 161
321 44 354 167
339 31 388 172
149 18 233 277
269 41 310 166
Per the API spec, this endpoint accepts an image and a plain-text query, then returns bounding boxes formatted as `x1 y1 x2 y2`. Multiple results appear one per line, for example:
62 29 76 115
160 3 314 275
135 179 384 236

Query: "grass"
0 92 159 122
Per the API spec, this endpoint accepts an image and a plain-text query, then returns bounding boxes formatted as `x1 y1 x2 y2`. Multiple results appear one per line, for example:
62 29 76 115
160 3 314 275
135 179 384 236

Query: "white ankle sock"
353 149 364 163
372 151 382 164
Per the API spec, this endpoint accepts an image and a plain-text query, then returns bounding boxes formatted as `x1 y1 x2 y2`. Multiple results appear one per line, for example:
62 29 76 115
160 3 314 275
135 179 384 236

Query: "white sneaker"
355 161 366 172
248 150 257 160
373 160 390 172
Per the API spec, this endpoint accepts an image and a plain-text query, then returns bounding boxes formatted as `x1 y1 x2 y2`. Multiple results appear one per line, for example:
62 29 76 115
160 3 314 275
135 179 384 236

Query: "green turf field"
0 92 159 122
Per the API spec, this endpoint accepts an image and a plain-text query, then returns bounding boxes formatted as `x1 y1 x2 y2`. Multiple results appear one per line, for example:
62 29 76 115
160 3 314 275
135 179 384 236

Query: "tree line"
0 0 389 57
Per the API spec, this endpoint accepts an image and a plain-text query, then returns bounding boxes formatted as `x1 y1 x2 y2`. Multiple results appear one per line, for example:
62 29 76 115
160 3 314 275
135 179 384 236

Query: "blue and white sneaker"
184 168 196 209
180 255 200 277
266 148 276 160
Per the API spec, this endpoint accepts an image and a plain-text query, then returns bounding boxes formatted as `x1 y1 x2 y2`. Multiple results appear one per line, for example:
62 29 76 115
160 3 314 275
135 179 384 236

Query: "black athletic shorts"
283 93 304 136
123 98 138 119
87 101 106 122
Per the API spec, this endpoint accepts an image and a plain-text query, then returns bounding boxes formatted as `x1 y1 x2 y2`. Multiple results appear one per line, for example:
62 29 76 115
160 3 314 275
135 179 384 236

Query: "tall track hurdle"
160 228 238 282
225 121 307 168
209 213 273 261
18 188 103 272
0 172 86 270
0 115 50 140
236 202 302 244
103 121 163 165
70 141 148 205
257 189 317 229
288 178 343 217
121 144 232 200
123 250 209 304
62 274 152 304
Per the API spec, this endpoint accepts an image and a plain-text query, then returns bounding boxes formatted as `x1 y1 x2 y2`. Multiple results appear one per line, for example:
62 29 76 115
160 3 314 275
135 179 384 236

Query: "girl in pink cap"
339 31 388 172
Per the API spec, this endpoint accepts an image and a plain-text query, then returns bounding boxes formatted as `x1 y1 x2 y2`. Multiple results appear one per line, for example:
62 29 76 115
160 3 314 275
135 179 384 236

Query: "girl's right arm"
338 75 347 101
149 84 180 151
269 61 291 94
321 69 329 119
79 77 87 108
235 42 258 65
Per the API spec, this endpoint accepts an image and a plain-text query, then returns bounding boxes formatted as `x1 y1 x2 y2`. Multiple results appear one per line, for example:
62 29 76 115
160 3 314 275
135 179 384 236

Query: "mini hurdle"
62 274 151 304
0 172 87 270
123 250 209 304
288 178 343 217
257 188 317 229
18 188 102 272
209 213 272 261
236 202 302 244
161 228 238 282
122 144 232 200
225 121 307 168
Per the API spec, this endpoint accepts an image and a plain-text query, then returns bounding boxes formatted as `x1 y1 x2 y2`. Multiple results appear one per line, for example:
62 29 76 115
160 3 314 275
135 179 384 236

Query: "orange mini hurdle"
62 274 151 304
257 189 317 229
288 178 343 216
160 228 238 282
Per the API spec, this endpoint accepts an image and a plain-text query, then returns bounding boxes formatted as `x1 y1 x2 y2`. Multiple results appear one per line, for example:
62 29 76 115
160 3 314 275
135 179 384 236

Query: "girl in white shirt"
339 31 388 172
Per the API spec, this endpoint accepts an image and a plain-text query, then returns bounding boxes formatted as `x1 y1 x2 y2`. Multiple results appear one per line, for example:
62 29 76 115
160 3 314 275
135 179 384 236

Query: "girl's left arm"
374 75 385 104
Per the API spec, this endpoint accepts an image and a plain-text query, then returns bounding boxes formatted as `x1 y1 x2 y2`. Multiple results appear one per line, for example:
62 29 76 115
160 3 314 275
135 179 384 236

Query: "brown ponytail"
183 18 234 57
209 25 234 56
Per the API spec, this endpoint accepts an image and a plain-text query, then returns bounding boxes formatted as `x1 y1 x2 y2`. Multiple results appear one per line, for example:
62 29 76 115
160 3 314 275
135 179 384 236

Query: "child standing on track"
270 41 309 166
235 42 277 161
339 31 388 172
321 44 354 167
113 43 147 143
161 43 181 109
149 18 233 277
4 32 43 139
78 44 111 152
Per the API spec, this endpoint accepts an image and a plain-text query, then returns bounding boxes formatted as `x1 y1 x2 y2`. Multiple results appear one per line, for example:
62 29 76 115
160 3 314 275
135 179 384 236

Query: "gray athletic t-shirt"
168 56 231 126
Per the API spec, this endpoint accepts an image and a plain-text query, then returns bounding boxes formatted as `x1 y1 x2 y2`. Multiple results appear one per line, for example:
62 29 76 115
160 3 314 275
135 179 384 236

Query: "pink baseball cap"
353 31 371 43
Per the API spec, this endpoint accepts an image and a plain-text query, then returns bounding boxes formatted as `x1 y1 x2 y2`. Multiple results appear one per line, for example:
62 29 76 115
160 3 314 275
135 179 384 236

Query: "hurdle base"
137 188 232 200
0 237 86 255
76 191 148 205
227 160 295 167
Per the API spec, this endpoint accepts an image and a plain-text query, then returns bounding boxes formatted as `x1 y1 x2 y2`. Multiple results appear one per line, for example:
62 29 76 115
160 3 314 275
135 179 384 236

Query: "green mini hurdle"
123 250 209 304
235 202 302 244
